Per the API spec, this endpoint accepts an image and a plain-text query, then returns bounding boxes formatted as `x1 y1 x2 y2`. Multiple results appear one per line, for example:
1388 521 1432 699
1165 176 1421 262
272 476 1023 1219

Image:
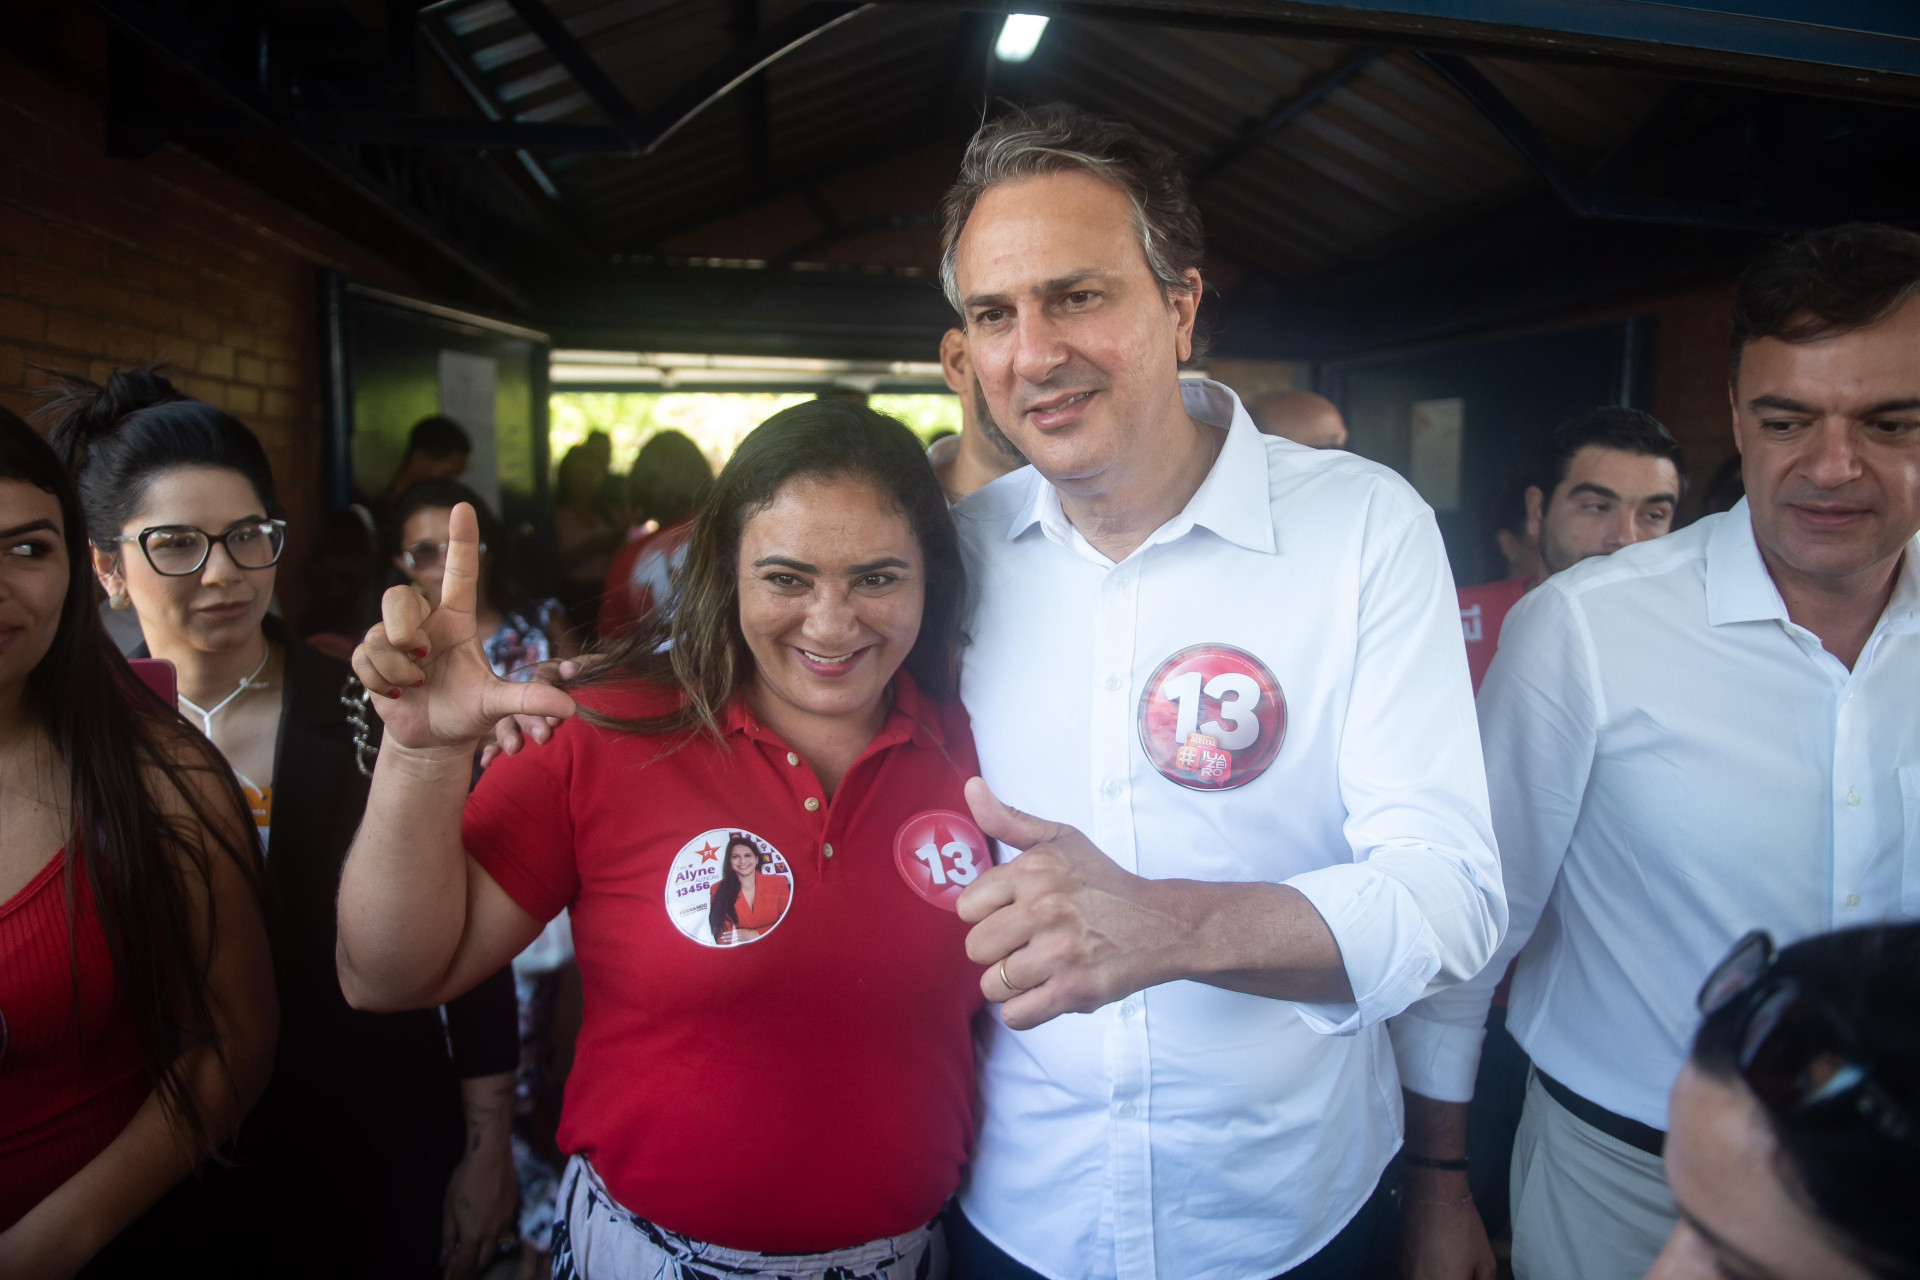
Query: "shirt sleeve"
1388 581 1600 1100
1286 506 1506 1037
463 721 582 923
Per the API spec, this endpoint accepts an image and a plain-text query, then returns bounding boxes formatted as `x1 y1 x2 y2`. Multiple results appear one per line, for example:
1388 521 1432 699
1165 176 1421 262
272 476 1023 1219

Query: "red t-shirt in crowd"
0 851 149 1229
599 518 695 640
462 672 987 1253
1458 576 1531 693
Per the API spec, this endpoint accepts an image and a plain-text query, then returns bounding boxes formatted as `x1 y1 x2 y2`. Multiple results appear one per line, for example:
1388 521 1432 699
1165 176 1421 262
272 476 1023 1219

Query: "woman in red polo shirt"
337 400 987 1279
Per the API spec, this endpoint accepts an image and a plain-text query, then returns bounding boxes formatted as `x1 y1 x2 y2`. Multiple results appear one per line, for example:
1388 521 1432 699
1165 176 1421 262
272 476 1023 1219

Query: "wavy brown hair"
581 399 965 739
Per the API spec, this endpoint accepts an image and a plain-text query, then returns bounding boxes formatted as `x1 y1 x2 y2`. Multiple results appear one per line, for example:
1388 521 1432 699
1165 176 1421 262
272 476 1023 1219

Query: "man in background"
1459 407 1682 691
383 414 472 502
1251 389 1348 449
929 326 1027 503
1395 223 1920 1280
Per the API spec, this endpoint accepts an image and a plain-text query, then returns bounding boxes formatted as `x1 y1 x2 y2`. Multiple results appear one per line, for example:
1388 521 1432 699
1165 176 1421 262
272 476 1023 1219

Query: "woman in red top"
0 411 274 1278
338 401 987 1278
709 835 792 945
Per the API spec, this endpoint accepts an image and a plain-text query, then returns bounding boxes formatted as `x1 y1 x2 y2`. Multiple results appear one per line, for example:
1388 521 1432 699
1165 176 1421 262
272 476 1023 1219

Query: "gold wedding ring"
999 958 1030 996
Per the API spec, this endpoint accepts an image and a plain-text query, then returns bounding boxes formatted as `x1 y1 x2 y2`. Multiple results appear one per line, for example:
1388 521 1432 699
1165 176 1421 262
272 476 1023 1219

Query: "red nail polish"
412 679 425 687
410 647 430 658
385 688 402 699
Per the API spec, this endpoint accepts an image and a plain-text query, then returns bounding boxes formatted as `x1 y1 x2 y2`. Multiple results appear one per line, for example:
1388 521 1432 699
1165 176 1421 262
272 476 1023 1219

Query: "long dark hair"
1 403 262 1158
583 399 966 739
42 365 283 543
1692 924 1920 1278
706 834 762 943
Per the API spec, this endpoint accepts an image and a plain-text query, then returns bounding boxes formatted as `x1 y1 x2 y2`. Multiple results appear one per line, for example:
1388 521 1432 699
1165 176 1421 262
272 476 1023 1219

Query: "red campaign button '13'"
1137 643 1286 791
893 810 993 912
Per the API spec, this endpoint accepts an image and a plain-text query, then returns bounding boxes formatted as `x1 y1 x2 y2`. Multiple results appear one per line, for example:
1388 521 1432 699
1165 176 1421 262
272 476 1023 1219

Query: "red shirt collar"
720 668 946 753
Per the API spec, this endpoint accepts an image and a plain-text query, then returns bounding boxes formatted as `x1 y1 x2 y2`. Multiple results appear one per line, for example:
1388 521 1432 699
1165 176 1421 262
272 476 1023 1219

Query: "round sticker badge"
893 810 994 912
1138 643 1286 791
663 828 794 948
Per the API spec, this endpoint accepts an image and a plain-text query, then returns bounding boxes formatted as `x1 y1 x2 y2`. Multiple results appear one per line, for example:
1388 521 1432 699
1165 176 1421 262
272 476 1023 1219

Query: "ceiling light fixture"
994 13 1050 62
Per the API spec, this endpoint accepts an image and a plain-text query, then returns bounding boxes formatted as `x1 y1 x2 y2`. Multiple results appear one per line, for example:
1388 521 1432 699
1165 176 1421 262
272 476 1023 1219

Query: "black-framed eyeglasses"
109 520 287 577
402 539 486 572
1698 930 1914 1146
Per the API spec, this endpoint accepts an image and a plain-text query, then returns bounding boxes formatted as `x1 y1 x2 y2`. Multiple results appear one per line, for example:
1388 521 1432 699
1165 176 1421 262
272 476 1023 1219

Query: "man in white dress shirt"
940 104 1506 1280
1392 222 1920 1280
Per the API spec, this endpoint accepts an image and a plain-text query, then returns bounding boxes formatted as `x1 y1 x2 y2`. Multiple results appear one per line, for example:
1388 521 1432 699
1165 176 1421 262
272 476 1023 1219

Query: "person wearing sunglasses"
389 478 579 681
58 366 521 1280
1649 924 1920 1280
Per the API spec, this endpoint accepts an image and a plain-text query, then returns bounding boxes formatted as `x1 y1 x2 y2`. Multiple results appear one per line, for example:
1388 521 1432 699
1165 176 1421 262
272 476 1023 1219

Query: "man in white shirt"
1393 222 1920 1280
930 326 1027 504
940 103 1505 1280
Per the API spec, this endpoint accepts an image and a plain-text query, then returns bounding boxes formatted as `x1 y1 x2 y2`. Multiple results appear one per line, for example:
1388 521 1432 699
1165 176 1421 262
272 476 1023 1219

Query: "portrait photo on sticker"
1138 643 1287 791
663 828 794 948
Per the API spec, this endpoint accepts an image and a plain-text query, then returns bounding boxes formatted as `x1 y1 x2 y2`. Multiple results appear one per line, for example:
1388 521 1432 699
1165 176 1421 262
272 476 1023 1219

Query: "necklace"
178 645 272 735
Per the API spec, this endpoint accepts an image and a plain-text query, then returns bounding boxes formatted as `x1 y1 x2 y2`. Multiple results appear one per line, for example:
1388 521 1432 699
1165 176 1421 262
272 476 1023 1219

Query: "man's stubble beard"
974 379 1028 467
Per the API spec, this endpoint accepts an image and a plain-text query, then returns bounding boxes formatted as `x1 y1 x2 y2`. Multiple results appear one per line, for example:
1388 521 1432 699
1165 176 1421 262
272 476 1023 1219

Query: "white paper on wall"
437 349 500 512
1409 396 1465 513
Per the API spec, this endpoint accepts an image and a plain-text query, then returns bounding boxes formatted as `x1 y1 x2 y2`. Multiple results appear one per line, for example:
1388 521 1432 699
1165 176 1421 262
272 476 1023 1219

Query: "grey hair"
939 104 1206 341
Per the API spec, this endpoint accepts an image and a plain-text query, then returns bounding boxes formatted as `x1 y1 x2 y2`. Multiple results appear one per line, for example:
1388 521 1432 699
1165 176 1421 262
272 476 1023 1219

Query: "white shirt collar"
1707 497 1920 631
1005 378 1276 559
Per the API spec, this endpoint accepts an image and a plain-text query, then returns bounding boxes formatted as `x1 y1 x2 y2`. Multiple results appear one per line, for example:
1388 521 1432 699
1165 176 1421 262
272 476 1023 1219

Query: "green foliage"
550 392 965 477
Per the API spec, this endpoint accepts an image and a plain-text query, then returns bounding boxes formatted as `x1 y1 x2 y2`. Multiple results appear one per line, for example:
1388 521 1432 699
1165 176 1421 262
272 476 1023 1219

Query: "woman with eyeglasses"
1649 923 1920 1280
389 479 579 680
54 368 521 1280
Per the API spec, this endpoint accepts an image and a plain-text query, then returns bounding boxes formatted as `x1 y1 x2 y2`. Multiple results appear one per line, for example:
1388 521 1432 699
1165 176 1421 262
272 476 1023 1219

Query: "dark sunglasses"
1698 930 1914 1145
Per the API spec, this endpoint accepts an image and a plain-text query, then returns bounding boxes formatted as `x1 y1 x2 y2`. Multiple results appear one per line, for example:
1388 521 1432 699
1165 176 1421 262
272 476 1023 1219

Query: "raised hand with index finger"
351 502 576 752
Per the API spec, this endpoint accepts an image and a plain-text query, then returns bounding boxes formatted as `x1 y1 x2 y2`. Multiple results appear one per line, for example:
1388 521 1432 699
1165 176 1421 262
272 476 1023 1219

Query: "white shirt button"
1116 1101 1138 1119
823 843 834 859
1104 674 1122 691
787 751 800 766
1847 791 1861 806
1846 893 1861 908
1119 998 1138 1019
1103 779 1124 799
804 797 821 812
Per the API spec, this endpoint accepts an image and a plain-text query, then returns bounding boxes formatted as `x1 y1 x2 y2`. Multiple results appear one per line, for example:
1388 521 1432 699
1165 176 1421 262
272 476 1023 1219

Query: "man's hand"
1398 1169 1495 1280
1398 1091 1496 1280
956 778 1180 1030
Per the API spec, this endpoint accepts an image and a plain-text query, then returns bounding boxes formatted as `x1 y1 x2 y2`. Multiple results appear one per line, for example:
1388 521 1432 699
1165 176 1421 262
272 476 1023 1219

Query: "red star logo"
697 842 719 863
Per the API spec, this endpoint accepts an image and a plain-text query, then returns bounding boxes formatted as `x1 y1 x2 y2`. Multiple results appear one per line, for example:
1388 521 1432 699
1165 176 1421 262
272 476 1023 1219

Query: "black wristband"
1403 1154 1470 1172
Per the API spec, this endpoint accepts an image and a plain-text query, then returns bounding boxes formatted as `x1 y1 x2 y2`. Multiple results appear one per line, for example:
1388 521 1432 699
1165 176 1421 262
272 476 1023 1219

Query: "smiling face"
94 466 276 655
736 472 924 734
1732 295 1920 589
728 842 759 879
954 169 1199 493
1648 1064 1876 1280
1528 445 1682 575
0 479 70 699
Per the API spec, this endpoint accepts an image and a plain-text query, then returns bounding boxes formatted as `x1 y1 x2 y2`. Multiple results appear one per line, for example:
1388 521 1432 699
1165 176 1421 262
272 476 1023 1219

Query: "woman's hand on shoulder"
353 503 576 753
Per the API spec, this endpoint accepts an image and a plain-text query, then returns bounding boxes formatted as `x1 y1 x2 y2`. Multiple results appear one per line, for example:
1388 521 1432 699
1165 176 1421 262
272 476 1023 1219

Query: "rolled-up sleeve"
1290 508 1506 1035
1389 581 1599 1100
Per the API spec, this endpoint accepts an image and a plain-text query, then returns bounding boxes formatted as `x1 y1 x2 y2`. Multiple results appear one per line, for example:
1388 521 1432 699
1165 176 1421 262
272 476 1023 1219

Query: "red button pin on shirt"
893 809 994 912
1138 643 1286 791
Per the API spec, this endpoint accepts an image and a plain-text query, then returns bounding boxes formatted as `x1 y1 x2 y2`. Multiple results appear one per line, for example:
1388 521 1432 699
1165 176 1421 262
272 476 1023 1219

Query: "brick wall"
0 48 422 617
